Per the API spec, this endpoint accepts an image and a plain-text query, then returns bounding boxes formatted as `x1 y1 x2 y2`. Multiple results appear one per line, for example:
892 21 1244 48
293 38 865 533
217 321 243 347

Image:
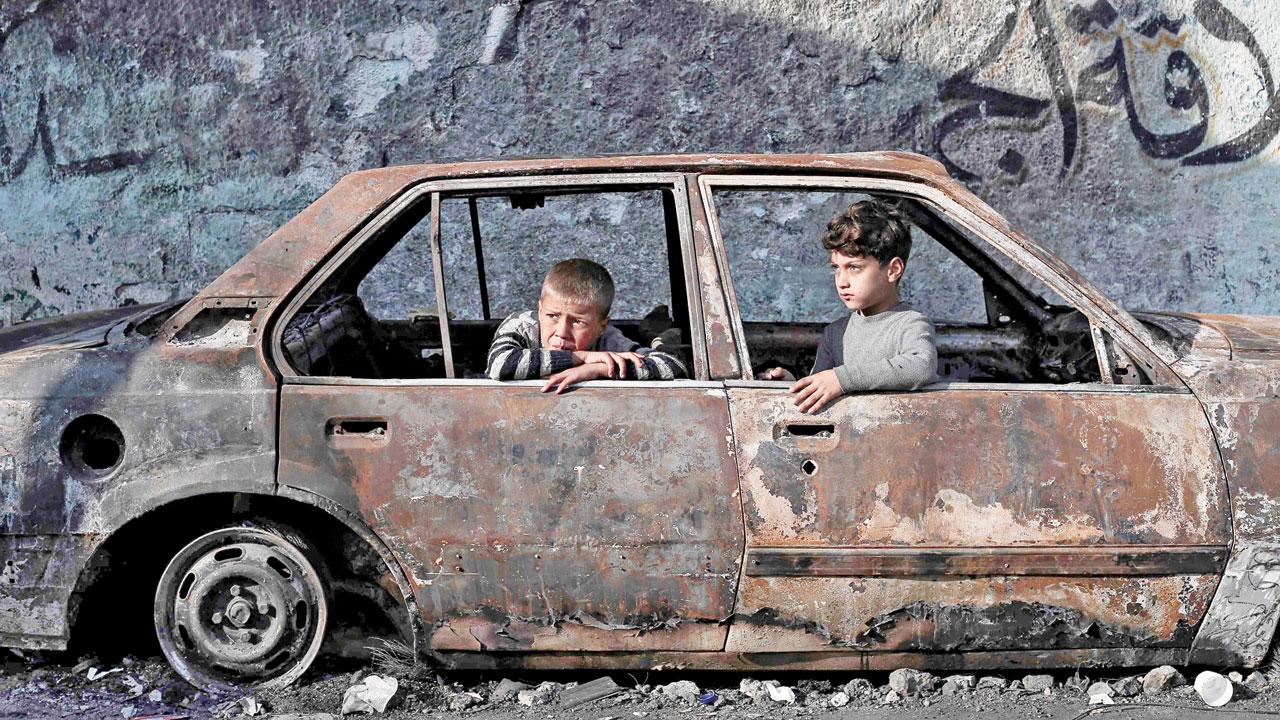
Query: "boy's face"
538 289 608 351
831 250 904 315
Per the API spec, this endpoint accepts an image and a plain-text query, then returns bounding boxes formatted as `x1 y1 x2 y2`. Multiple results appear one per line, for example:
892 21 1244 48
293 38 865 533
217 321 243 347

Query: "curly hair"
820 199 911 266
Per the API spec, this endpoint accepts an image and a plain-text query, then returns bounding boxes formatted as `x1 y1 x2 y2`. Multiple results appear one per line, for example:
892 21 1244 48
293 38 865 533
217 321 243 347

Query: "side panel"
724 386 1228 653
277 382 743 653
0 306 277 649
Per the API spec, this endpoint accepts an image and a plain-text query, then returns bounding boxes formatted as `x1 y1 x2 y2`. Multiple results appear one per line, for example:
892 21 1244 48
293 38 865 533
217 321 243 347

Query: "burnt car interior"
714 189 1138 385
282 184 696 379
279 180 1148 386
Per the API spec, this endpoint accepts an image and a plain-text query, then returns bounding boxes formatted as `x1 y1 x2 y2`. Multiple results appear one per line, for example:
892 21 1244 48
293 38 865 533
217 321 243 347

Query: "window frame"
697 173 1185 392
270 172 709 382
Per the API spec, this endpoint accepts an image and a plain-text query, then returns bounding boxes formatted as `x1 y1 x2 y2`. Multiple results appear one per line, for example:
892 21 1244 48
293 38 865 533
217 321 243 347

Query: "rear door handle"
776 422 837 439
326 418 388 442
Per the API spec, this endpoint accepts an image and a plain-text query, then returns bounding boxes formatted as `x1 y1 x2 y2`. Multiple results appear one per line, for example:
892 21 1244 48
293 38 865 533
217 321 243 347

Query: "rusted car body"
2 152 1279 688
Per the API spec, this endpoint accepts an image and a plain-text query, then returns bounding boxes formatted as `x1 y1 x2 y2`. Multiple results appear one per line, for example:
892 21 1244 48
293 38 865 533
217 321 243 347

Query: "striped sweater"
486 310 688 381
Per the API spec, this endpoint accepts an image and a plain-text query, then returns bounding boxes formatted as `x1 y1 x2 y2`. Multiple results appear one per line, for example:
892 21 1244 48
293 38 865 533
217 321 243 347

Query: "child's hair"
542 258 615 317
821 199 911 267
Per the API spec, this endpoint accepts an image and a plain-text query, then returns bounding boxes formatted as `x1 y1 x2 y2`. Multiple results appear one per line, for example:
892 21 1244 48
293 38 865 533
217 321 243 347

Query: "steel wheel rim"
154 527 327 690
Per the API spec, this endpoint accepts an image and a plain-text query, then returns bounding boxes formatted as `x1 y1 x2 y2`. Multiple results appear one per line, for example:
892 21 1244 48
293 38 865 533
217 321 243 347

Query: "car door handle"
776 422 837 439
326 418 388 440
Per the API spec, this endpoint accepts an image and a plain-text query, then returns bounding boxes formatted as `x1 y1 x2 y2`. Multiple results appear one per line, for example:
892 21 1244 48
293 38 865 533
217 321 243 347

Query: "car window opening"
711 188 1150 386
281 185 694 381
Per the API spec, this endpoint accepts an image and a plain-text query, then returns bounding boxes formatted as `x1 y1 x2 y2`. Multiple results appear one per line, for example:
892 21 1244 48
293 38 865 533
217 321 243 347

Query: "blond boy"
486 259 687 393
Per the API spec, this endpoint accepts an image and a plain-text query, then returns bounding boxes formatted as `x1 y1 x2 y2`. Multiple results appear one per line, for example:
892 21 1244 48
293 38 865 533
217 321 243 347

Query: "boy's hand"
573 350 644 378
789 369 844 414
759 367 796 381
542 363 611 394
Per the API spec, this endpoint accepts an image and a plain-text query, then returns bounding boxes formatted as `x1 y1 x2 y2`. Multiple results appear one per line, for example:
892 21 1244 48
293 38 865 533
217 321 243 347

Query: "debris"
944 675 976 691
1086 681 1115 702
1112 676 1142 697
697 691 718 706
269 715 339 720
1064 673 1090 693
739 679 768 703
763 680 796 704
1245 671 1269 695
562 677 624 709
71 657 97 675
517 682 560 706
882 690 902 704
658 680 701 704
941 681 959 696
237 697 264 717
1195 671 1233 707
122 707 138 719
1009 680 1023 691
1142 666 1186 694
123 675 147 697
842 678 874 697
147 689 163 703
341 675 399 714
976 676 1007 691
1228 671 1244 683
888 669 936 696
1022 674 1054 692
1089 694 1115 705
87 667 123 681
445 692 483 711
490 679 530 703
828 691 849 707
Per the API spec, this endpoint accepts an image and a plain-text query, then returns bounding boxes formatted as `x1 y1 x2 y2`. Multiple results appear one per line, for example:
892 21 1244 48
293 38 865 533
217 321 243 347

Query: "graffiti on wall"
934 0 1280 184
0 4 152 187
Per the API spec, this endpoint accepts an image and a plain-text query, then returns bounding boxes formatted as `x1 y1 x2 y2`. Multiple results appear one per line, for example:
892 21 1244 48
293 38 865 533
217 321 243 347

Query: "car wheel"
153 524 328 690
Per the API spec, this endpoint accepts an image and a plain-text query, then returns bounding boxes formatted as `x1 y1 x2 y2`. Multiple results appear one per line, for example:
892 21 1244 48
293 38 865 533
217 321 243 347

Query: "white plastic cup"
1194 671 1233 707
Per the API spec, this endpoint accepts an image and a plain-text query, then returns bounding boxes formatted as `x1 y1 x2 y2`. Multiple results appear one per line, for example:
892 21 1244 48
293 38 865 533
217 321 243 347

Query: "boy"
761 199 938 413
487 258 688 393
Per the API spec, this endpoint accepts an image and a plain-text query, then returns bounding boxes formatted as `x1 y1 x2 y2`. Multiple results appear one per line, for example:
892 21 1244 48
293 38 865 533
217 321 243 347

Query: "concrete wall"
1 0 1278 325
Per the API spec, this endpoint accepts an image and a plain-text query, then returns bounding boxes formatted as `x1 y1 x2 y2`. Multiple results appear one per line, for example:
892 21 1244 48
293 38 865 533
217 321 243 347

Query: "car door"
274 174 742 655
694 174 1229 660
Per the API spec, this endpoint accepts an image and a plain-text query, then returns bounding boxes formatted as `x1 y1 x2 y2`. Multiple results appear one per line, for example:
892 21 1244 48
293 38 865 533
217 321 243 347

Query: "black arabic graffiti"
0 2 152 186
933 0 1280 183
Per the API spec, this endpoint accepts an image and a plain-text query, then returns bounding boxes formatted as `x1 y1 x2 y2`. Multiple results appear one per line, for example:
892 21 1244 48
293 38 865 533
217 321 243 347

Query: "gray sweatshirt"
810 302 938 391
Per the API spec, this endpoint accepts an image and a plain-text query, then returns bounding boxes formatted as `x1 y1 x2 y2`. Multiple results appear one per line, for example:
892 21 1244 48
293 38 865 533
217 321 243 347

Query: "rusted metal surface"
727 388 1228 547
726 575 1218 653
276 382 743 655
685 175 740 379
746 546 1228 577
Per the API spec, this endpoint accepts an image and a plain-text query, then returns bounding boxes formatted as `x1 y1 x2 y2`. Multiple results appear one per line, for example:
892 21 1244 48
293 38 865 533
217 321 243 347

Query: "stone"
1087 681 1115 700
828 691 850 708
1142 666 1186 694
882 690 902 704
1022 674 1054 692
940 681 958 696
1008 680 1022 690
490 679 529 703
658 680 701 704
1245 671 1269 695
944 675 976 691
976 676 1008 691
762 680 796 704
270 715 339 720
1113 676 1142 697
445 692 483 712
1228 671 1244 683
739 679 768 703
888 669 936 696
842 678 874 697
517 682 560 707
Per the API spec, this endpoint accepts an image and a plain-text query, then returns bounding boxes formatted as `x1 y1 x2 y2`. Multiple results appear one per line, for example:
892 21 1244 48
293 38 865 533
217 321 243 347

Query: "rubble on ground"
2 650 1278 717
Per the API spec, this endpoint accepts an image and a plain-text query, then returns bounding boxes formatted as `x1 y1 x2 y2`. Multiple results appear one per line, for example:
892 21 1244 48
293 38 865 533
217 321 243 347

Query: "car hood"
0 302 174 356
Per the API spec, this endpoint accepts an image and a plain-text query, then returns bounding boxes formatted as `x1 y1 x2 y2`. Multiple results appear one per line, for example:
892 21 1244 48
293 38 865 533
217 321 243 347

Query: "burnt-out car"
3 153 1279 690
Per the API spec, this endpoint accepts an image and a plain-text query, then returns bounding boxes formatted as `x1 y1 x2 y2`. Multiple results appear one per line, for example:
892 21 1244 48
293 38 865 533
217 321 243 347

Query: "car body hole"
59 414 124 478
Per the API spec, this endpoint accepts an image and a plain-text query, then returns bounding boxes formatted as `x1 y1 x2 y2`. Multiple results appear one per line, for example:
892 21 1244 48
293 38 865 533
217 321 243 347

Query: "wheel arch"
67 490 422 660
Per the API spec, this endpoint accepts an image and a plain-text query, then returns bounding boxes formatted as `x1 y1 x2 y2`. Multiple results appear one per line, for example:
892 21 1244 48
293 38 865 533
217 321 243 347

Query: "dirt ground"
3 651 1280 720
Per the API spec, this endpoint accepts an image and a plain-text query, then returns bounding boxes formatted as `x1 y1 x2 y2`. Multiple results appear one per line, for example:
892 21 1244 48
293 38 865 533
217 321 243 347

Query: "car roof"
196 152 954 301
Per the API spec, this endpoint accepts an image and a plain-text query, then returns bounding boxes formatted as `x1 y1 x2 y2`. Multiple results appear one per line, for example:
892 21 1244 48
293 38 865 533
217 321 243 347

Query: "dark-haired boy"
486 258 687 393
761 199 938 413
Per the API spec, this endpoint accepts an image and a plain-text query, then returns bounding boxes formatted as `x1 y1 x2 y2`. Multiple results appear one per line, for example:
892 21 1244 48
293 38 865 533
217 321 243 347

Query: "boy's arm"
833 315 938 391
486 312 576 380
594 326 688 380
